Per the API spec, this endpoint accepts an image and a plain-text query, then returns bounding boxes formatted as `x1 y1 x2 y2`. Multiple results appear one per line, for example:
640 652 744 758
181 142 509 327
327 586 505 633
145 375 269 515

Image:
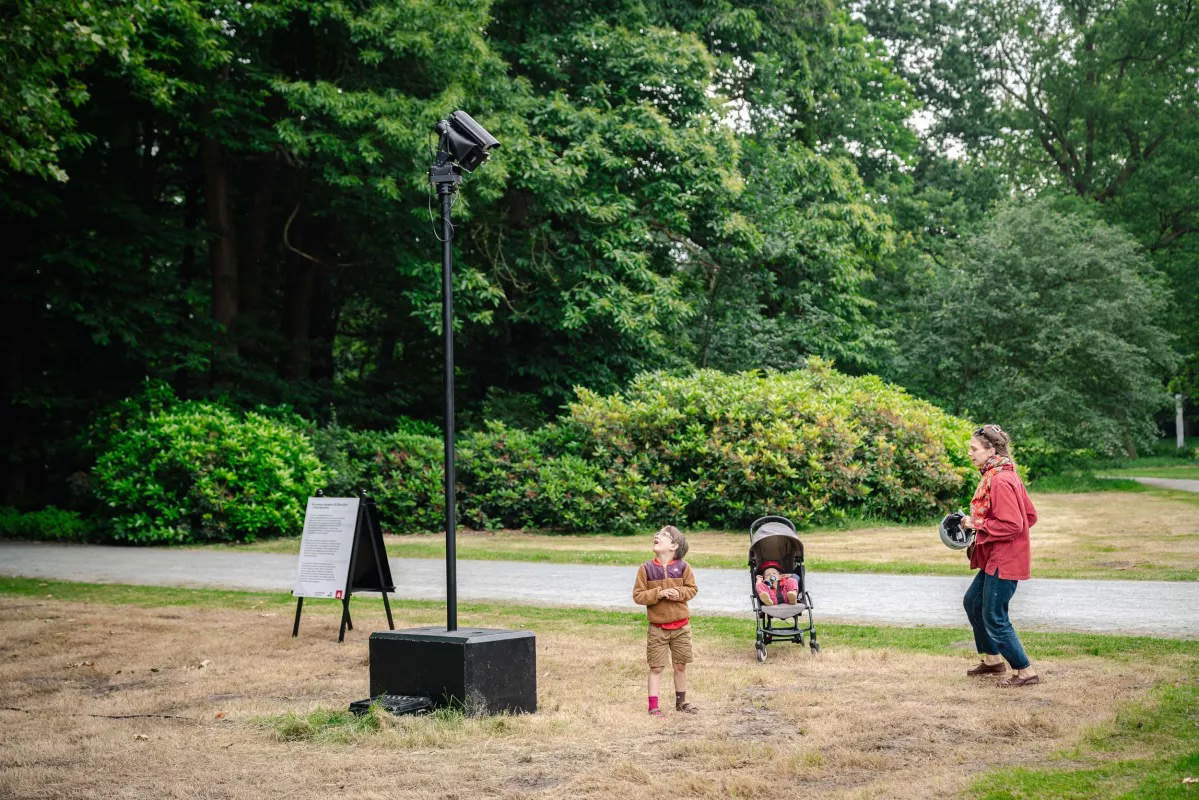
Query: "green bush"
565 360 975 529
340 427 444 533
0 506 94 541
457 423 548 530
86 364 978 539
456 423 687 532
1014 437 1095 482
92 403 325 543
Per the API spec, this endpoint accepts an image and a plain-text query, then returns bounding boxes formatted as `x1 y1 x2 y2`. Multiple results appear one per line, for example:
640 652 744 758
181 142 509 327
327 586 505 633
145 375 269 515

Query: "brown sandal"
997 674 1041 687
966 660 1007 676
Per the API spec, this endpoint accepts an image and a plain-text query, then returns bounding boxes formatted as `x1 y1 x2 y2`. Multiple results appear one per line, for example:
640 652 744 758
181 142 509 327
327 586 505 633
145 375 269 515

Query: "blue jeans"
963 569 1031 670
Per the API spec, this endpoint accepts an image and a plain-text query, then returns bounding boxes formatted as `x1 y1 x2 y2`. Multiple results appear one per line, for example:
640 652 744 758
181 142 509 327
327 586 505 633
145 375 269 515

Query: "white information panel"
293 496 360 599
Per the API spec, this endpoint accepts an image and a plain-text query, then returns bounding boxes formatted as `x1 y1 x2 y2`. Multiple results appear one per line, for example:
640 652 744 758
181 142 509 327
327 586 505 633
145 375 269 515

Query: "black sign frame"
292 491 396 642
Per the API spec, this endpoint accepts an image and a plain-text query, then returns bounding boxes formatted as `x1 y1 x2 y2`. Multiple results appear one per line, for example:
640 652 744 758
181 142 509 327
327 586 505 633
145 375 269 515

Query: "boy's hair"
658 525 688 560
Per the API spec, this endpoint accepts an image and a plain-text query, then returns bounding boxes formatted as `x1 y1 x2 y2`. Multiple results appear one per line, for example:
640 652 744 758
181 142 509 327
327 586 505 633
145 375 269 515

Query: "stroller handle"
749 515 797 536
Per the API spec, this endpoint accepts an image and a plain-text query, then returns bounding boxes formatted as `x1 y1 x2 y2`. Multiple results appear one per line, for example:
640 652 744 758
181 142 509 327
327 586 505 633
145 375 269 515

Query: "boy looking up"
632 525 699 716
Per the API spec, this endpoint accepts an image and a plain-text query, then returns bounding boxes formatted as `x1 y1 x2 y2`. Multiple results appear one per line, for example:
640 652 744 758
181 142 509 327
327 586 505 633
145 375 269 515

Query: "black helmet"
939 511 975 550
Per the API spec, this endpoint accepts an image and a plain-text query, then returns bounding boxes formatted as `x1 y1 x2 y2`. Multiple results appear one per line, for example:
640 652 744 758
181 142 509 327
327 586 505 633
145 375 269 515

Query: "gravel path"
1127 476 1199 493
2 541 1197 638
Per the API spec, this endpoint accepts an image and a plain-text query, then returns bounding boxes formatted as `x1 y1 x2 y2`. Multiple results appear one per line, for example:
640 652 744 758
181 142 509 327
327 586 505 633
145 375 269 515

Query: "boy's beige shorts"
646 623 693 667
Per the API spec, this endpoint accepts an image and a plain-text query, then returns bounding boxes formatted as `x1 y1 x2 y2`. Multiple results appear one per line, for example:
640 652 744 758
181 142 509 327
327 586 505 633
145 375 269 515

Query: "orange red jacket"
969 470 1037 580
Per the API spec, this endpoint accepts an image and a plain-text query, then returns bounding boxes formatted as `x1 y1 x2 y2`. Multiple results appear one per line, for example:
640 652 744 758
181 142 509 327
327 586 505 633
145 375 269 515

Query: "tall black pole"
438 179 458 632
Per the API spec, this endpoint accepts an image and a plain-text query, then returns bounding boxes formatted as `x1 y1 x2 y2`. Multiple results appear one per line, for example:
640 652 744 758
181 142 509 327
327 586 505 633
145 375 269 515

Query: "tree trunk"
202 135 239 371
0 289 32 506
309 263 337 382
238 160 276 357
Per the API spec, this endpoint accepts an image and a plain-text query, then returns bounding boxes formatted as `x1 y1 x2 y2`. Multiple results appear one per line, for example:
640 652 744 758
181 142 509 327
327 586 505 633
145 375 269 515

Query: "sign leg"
382 592 394 630
338 599 351 643
292 597 303 637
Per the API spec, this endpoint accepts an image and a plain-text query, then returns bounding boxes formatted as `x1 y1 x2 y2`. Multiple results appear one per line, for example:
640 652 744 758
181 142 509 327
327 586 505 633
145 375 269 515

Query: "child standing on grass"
633 525 699 716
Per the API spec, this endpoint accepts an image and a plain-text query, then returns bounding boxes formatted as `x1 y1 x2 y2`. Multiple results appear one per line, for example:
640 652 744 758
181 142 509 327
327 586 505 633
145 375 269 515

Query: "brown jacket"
632 559 698 625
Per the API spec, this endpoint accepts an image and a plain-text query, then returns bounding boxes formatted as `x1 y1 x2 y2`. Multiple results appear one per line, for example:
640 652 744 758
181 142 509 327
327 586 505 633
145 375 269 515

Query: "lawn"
1098 464 1199 480
212 491 1199 581
1 578 1196 800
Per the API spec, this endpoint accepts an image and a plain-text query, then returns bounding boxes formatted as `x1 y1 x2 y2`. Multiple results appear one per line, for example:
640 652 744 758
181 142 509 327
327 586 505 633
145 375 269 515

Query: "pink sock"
648 696 659 711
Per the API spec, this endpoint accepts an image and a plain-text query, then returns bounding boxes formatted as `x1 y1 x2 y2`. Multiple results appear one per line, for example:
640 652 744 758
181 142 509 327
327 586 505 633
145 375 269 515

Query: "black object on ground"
348 693 435 717
369 626 536 715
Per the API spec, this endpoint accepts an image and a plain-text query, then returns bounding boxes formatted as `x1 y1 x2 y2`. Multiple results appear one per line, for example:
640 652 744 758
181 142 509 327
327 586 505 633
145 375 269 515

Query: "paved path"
2 541 1198 638
1128 476 1199 493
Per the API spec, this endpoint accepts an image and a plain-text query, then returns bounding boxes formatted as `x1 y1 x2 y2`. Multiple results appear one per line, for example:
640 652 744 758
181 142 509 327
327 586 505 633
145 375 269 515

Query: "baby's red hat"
757 560 781 574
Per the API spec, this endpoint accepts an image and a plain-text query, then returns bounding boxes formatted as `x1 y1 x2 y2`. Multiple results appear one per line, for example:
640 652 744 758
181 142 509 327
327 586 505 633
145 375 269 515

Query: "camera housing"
435 110 500 172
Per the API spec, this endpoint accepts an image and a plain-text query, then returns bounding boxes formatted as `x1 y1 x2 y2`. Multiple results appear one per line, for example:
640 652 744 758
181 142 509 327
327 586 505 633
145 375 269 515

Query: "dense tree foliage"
2 0 1193 510
894 199 1176 455
860 0 1199 403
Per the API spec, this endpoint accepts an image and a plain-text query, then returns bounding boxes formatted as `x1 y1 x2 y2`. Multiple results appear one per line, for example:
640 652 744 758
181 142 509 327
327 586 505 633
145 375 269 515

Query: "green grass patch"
969 683 1199 799
2 576 1197 668
1028 472 1199 510
1094 450 1198 470
259 705 385 744
255 701 524 749
1098 465 1199 480
1139 486 1199 509
1029 472 1147 493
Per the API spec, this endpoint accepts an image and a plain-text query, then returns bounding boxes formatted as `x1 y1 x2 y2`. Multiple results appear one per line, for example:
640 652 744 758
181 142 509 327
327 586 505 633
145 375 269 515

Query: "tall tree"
896 198 1177 454
861 0 1199 403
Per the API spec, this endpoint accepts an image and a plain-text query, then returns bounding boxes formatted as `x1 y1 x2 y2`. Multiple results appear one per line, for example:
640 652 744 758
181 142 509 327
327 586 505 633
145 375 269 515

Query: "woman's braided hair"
973 423 1011 457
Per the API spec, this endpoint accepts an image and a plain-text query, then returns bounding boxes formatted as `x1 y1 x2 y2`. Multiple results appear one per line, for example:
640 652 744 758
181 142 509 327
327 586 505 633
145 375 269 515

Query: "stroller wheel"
810 641 821 654
755 643 768 663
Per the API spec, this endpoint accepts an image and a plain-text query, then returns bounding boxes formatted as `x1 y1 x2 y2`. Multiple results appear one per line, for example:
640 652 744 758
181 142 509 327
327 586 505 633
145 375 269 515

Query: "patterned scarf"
970 455 1015 524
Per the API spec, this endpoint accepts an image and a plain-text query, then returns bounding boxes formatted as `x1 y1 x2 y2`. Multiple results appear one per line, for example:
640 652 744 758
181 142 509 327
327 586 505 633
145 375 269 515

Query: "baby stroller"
749 515 819 662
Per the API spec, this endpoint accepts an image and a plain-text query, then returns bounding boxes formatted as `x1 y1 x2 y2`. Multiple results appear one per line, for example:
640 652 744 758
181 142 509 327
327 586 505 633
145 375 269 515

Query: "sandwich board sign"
292 492 395 642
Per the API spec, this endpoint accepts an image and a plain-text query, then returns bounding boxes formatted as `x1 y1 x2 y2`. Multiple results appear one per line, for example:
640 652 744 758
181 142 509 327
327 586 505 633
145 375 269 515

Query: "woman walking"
961 424 1040 687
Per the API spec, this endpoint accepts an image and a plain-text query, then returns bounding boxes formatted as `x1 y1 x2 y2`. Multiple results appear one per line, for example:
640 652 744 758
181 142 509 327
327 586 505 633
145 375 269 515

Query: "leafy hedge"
456 361 976 531
92 403 325 543
0 506 94 541
1014 437 1095 482
332 427 445 534
562 361 975 528
77 362 976 541
456 423 686 533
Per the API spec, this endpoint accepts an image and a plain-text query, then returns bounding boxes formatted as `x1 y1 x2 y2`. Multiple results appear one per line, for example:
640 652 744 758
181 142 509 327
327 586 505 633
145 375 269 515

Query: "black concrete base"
369 627 536 714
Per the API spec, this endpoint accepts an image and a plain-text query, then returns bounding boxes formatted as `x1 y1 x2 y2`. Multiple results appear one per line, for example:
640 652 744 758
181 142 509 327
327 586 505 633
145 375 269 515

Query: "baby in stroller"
749 515 819 661
755 561 799 606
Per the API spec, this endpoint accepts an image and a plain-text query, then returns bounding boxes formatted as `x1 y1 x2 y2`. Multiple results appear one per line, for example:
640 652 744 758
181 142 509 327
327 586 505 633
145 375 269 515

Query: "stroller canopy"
749 516 804 571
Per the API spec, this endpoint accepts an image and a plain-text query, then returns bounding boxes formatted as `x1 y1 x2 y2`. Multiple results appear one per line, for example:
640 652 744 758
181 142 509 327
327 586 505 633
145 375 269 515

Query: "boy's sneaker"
648 707 665 717
676 702 699 714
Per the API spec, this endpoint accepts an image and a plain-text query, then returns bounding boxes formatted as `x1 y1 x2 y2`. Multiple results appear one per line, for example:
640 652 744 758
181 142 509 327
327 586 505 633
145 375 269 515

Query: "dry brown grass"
0 595 1180 800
